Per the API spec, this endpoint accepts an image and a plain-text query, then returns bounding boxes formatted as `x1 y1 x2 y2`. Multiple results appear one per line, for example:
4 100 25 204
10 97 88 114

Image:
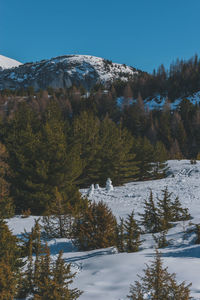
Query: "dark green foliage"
171 196 191 222
157 187 191 230
134 137 154 180
127 250 191 300
0 219 22 272
141 189 190 233
157 187 175 230
73 201 117 250
116 217 125 252
74 113 138 186
124 210 142 252
0 219 23 299
19 243 82 299
0 142 14 218
140 190 162 233
21 219 44 257
153 230 169 248
116 212 142 253
42 187 88 238
6 102 83 214
152 141 169 179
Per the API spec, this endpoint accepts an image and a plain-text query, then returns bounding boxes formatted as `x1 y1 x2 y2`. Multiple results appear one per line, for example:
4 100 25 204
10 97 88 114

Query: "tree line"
0 101 168 216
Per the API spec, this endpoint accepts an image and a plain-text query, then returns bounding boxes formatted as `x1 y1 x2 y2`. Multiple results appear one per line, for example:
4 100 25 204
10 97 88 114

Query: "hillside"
7 160 200 300
0 54 138 90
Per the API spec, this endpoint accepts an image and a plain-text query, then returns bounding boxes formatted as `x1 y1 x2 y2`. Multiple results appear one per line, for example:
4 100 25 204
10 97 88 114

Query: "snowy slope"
7 160 200 300
0 54 22 70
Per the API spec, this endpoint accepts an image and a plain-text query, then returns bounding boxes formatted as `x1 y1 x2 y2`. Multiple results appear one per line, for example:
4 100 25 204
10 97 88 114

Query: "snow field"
7 160 200 299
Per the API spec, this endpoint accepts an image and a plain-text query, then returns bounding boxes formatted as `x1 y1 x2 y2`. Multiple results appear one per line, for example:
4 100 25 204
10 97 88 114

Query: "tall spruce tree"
127 250 191 300
0 219 23 299
134 137 154 180
157 187 174 230
116 217 125 253
124 210 142 252
140 190 162 233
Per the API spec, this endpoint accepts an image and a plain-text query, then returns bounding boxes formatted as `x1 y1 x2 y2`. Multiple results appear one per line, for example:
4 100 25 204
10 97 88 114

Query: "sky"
1 0 200 73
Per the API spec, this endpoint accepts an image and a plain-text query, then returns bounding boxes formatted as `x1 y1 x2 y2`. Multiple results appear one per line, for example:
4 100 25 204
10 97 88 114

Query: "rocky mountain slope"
0 54 138 90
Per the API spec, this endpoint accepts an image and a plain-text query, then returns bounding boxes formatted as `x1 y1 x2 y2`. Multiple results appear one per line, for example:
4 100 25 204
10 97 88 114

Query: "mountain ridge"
0 54 139 91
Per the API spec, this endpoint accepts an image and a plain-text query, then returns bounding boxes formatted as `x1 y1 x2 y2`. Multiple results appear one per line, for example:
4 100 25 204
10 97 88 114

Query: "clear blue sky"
1 0 200 73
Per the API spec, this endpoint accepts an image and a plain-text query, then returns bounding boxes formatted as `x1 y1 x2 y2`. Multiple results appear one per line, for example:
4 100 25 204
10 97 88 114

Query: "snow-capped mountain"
0 54 139 90
0 54 22 70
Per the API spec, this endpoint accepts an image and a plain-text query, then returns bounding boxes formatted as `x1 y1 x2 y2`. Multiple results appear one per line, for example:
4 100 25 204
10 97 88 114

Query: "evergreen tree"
73 201 117 250
21 219 44 257
79 116 138 186
0 261 17 300
157 187 174 230
0 219 23 299
0 219 22 272
0 142 14 218
152 141 169 179
42 187 88 239
140 191 162 233
51 251 82 299
127 250 191 300
116 217 125 253
134 137 154 180
153 230 169 248
124 210 142 252
171 196 191 221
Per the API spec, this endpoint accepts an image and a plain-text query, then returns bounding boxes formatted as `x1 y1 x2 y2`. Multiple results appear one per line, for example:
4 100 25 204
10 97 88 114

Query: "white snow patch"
0 54 22 70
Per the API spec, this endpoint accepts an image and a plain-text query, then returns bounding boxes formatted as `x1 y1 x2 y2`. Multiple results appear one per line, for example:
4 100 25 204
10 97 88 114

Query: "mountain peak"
0 54 139 90
0 55 22 70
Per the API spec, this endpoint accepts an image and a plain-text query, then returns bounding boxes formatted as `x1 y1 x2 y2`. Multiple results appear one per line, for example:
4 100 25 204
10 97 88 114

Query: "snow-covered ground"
7 160 200 300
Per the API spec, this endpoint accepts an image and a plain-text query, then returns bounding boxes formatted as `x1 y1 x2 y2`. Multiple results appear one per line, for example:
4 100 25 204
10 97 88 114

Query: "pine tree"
0 142 14 218
153 230 169 248
171 196 191 221
0 219 23 299
42 188 76 239
152 141 169 179
116 217 125 252
22 219 44 257
140 190 162 233
127 250 191 300
51 251 82 299
0 219 22 272
157 187 174 230
73 201 117 250
134 137 154 180
124 211 142 252
0 261 17 300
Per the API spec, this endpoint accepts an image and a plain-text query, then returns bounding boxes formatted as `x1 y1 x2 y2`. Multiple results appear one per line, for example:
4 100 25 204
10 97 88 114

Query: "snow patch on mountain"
0 54 22 70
